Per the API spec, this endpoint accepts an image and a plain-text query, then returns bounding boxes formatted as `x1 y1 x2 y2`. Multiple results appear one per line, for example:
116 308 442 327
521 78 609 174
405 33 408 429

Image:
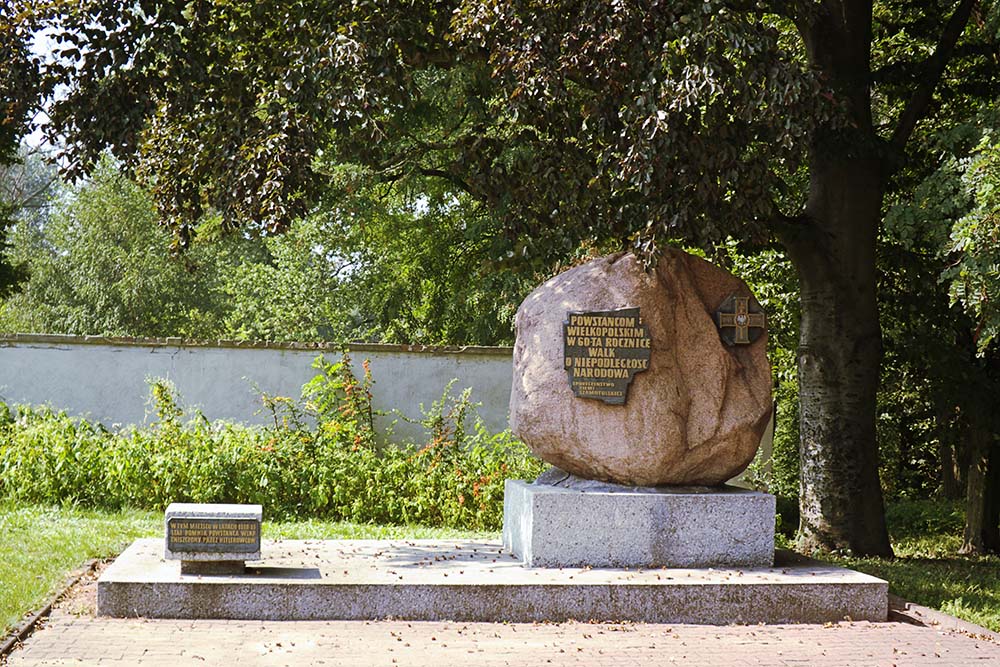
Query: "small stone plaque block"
563 307 651 405
164 503 262 562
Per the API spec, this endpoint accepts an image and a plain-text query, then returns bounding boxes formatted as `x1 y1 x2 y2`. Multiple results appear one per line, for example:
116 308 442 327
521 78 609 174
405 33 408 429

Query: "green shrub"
884 498 965 540
0 353 546 531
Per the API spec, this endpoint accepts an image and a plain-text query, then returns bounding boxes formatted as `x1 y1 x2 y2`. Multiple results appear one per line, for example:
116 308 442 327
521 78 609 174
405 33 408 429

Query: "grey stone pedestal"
502 479 775 568
97 538 887 623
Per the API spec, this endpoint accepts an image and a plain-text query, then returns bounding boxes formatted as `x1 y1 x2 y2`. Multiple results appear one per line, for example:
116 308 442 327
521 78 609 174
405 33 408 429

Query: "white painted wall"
0 334 772 484
0 335 513 444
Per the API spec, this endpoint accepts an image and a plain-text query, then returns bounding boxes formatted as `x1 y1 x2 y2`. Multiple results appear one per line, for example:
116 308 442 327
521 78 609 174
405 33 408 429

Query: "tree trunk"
961 423 999 554
940 438 962 499
780 148 893 557
779 0 893 557
989 446 1000 551
936 401 963 499
961 349 1000 555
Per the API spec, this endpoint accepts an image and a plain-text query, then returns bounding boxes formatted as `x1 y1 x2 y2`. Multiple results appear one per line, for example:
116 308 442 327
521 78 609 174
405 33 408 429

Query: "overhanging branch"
719 0 805 18
417 168 475 197
889 0 976 161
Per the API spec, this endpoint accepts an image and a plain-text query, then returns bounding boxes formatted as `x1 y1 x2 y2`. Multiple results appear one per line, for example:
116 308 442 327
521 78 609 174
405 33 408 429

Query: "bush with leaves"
0 354 545 530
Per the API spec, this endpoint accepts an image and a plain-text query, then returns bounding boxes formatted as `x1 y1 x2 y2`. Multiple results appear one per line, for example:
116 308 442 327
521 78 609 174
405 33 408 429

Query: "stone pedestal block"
98 538 888 623
502 480 775 568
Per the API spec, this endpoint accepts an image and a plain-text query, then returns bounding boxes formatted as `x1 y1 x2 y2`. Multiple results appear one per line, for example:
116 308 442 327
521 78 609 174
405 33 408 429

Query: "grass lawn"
0 502 495 637
832 500 1000 633
2 499 997 637
0 502 160 636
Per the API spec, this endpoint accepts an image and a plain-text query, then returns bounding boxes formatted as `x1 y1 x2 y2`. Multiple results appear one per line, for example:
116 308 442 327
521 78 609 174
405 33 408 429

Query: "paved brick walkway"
6 608 1000 666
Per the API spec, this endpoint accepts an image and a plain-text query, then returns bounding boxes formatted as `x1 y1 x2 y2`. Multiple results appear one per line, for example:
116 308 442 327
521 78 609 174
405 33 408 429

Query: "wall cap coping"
0 333 513 356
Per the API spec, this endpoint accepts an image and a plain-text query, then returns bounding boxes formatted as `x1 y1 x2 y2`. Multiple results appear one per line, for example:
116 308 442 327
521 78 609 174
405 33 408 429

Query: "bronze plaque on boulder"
715 294 766 345
166 517 261 554
563 307 652 405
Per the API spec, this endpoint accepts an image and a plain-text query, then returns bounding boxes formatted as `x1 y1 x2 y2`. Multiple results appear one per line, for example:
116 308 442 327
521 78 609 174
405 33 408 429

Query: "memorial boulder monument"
510 248 772 486
504 248 777 568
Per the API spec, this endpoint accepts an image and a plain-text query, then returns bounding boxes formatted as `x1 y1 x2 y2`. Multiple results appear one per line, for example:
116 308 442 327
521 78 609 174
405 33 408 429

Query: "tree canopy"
18 1 831 258
0 158 258 337
0 3 39 166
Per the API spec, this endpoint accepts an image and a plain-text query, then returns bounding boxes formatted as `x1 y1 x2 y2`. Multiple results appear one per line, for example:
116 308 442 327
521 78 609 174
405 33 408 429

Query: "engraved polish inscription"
563 307 652 405
167 517 261 553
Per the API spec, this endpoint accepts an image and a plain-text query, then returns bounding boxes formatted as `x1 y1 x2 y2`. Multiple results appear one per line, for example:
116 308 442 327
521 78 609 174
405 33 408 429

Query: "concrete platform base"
97 539 887 624
503 480 775 568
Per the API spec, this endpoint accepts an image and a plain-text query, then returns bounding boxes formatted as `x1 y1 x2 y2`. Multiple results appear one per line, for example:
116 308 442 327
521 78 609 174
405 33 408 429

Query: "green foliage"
20 1 836 262
0 157 265 337
316 176 531 345
220 178 531 345
767 369 801 500
0 207 21 298
452 2 832 258
0 147 58 297
1 156 526 345
881 107 1000 358
876 107 1000 504
24 2 993 265
0 354 545 531
944 127 1000 354
884 498 965 545
0 7 39 166
723 243 800 500
303 353 376 450
219 217 355 343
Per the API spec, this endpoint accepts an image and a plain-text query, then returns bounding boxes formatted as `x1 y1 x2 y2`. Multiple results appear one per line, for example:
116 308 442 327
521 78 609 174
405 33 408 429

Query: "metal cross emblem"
716 294 766 345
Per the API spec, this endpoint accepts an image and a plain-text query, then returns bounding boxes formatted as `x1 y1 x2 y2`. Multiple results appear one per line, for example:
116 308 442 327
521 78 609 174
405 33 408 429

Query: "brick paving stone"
3 608 1000 667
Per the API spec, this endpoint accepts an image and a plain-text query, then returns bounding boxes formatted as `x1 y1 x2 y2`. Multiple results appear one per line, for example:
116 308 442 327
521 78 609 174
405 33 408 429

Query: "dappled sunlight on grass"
835 552 1000 632
0 502 160 634
829 499 1000 632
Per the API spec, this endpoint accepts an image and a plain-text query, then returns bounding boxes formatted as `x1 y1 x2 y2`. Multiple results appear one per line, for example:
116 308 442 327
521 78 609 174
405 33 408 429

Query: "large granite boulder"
509 249 772 486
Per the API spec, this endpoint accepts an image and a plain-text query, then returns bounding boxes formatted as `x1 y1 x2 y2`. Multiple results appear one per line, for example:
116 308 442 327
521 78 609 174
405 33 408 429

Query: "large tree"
0 4 44 294
13 0 1000 554
882 113 1000 553
0 157 263 337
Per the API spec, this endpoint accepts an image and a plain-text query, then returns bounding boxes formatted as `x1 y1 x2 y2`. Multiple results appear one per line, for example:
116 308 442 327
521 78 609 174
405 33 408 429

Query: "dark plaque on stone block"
166 517 261 554
563 307 652 405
